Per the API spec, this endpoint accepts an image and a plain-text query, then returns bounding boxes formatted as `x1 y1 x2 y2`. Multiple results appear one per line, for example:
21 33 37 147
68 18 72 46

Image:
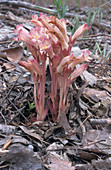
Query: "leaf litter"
0 0 111 169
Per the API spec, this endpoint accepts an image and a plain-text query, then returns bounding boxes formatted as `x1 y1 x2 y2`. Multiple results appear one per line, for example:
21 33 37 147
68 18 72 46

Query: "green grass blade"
71 16 79 35
34 5 56 13
52 0 57 6
91 10 98 24
87 12 91 26
96 42 102 54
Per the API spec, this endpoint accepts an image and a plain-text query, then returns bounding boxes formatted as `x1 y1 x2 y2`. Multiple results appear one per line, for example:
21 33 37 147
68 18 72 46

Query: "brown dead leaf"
3 63 15 71
19 125 43 142
83 88 111 103
2 46 23 63
0 124 16 134
45 125 62 139
48 155 75 170
7 11 28 23
78 150 98 161
103 85 111 93
83 88 111 116
9 75 20 83
91 158 111 169
82 129 111 155
0 143 43 170
0 51 7 59
81 70 97 86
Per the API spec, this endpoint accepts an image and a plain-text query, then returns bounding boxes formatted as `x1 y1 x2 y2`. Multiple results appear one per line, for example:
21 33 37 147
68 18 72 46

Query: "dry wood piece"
2 137 13 150
0 33 15 42
90 118 111 125
7 11 28 23
0 0 56 14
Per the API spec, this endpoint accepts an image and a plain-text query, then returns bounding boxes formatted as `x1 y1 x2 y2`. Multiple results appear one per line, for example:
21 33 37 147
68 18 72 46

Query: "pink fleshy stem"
58 76 64 119
69 64 87 83
49 59 52 77
57 75 69 120
50 70 58 120
62 77 68 113
54 73 58 100
51 71 55 103
47 99 56 121
51 69 58 102
39 61 46 115
33 74 39 115
49 62 58 115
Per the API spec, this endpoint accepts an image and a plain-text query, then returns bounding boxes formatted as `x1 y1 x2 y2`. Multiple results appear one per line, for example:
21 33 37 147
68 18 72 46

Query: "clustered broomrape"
14 14 91 121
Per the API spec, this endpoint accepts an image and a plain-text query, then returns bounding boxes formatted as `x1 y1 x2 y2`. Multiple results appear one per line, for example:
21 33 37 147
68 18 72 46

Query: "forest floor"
0 0 111 170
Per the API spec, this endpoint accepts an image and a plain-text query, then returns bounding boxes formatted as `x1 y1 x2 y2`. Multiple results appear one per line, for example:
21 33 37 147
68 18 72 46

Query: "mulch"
0 1 111 169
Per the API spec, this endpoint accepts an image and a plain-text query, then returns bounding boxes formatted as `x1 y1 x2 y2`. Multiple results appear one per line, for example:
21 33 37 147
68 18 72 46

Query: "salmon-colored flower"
39 15 69 50
14 25 32 43
72 23 91 43
82 49 91 61
49 16 69 44
56 53 75 73
19 59 42 76
69 64 87 82
19 60 34 74
68 49 90 69
30 15 43 27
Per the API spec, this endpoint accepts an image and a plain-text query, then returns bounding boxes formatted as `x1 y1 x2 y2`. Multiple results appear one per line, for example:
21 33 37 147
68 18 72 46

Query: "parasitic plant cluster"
14 14 91 121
